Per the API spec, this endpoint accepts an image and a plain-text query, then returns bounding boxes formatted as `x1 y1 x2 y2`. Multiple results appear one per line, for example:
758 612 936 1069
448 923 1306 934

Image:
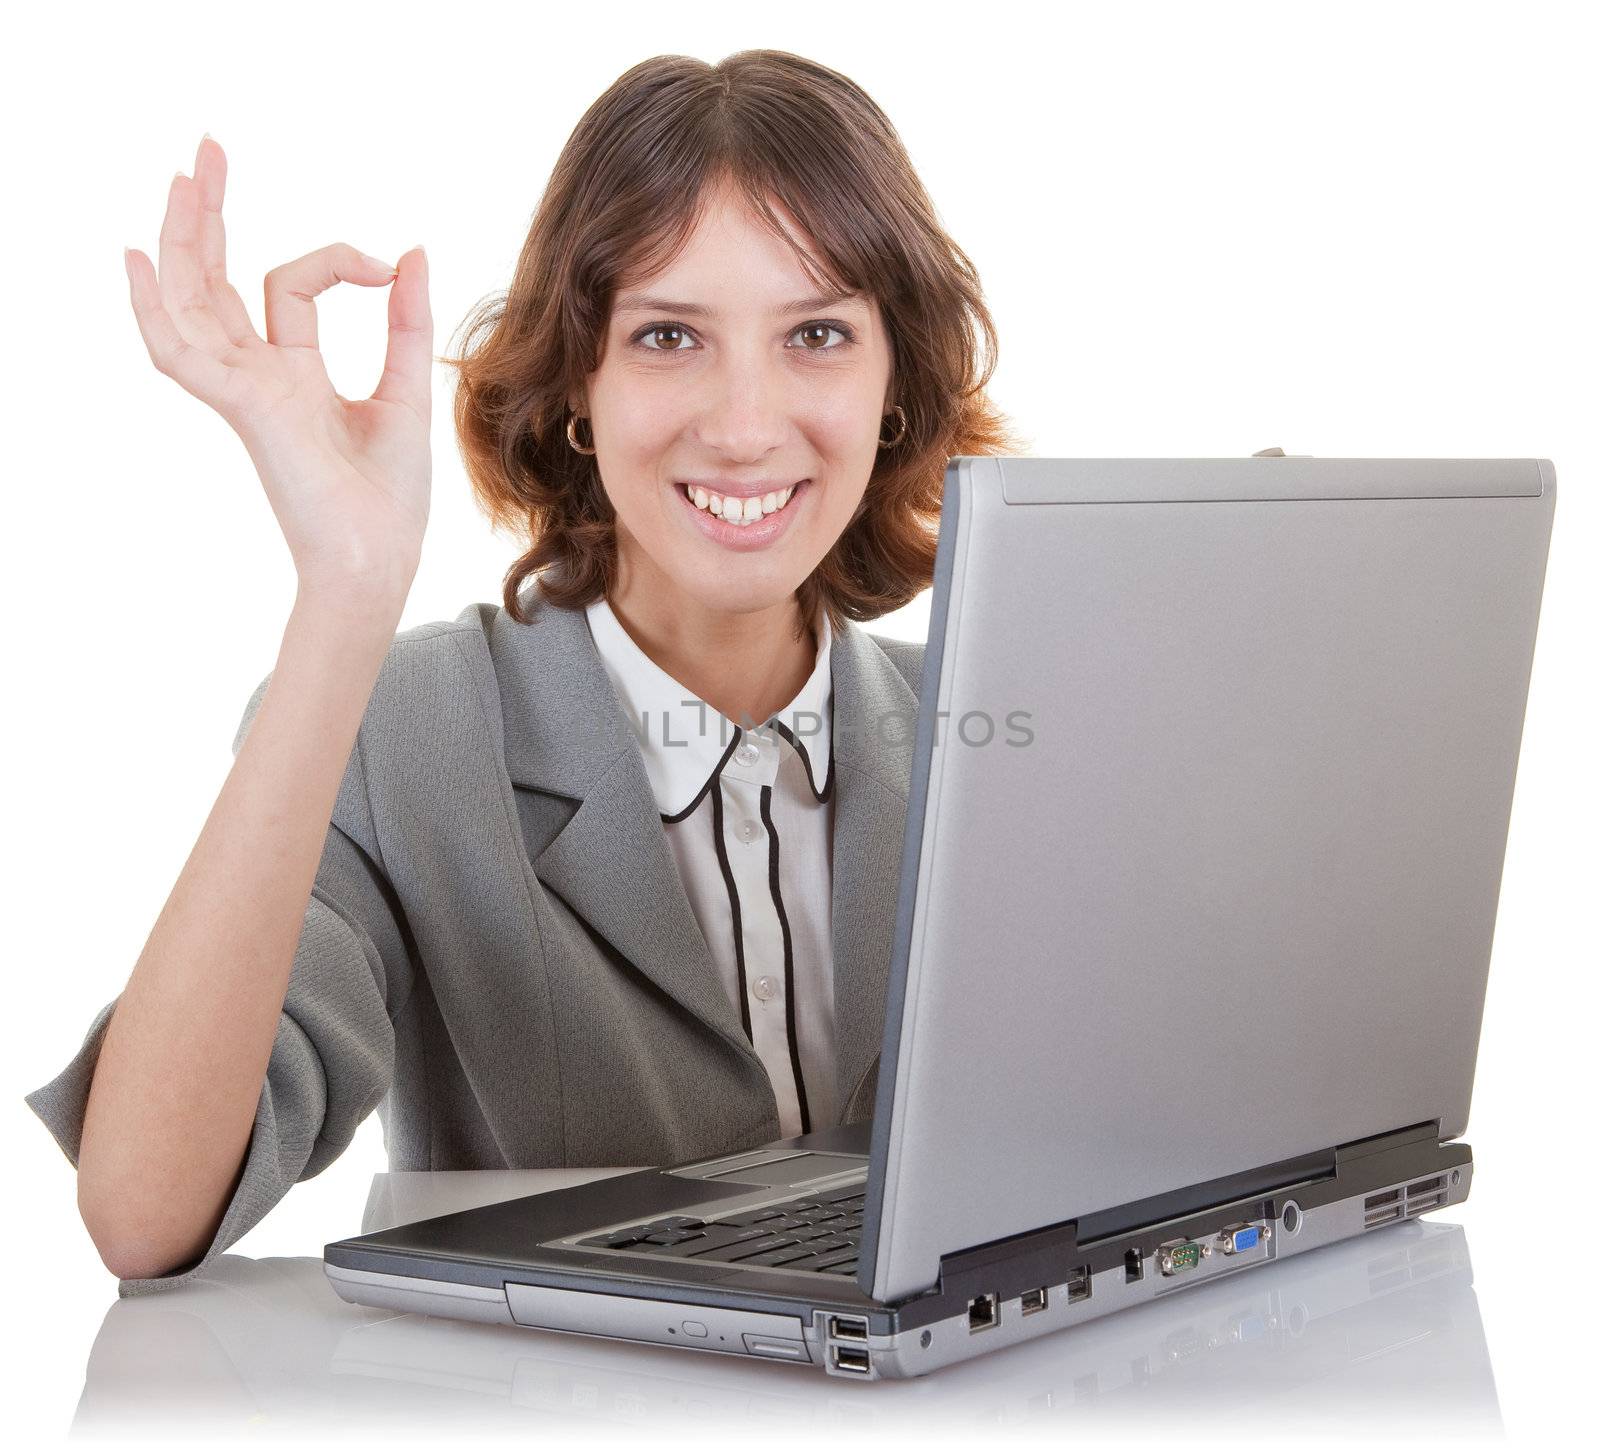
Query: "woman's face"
579 181 894 623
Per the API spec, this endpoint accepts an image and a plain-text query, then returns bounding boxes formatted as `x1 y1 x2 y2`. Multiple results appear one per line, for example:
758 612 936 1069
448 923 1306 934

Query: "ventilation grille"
1364 1174 1448 1229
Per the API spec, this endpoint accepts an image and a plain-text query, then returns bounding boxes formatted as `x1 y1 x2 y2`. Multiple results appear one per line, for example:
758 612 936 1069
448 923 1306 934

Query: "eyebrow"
613 289 863 318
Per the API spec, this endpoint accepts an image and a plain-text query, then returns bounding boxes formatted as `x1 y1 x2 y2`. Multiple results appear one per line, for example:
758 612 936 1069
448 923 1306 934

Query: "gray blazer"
26 584 925 1295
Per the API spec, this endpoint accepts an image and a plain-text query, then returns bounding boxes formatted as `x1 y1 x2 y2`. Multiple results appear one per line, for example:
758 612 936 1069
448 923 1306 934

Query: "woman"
27 50 1021 1294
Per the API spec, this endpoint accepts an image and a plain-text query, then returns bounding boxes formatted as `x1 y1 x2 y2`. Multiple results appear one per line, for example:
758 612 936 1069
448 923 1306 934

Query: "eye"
634 323 699 352
790 321 855 351
628 320 857 354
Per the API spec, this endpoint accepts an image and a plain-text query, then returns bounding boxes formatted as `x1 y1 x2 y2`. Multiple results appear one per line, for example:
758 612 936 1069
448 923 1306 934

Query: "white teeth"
685 482 800 525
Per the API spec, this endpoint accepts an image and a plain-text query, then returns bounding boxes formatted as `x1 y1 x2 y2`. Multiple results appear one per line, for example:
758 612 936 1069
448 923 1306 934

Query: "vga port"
1218 1222 1261 1255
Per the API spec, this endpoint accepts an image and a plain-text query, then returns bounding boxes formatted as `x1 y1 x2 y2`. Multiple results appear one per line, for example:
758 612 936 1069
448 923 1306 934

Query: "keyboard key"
685 1236 804 1263
712 1208 792 1228
667 1181 872 1271
691 1222 762 1243
736 1244 823 1267
803 1248 860 1271
646 1227 775 1259
799 1236 853 1254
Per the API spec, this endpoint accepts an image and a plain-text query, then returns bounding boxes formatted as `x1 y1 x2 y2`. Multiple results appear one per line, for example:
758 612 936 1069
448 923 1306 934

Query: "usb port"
1066 1266 1092 1304
1021 1287 1048 1315
827 1314 868 1341
832 1345 871 1375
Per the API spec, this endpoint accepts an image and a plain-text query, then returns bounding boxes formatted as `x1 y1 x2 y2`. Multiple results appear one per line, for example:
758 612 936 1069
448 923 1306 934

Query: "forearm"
75 585 405 1279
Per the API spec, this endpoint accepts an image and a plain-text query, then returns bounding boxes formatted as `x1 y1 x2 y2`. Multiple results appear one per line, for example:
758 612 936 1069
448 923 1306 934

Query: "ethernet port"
968 1292 999 1332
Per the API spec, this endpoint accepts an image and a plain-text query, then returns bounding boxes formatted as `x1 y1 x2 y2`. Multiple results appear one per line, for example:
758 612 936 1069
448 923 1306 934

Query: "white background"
4 0 1594 1442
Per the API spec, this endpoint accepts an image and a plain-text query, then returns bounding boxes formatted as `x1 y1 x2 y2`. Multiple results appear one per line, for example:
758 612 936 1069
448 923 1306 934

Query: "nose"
690 348 791 463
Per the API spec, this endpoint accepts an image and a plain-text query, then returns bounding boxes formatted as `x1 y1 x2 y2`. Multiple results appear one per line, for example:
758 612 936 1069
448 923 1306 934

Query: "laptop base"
325 1122 1471 1380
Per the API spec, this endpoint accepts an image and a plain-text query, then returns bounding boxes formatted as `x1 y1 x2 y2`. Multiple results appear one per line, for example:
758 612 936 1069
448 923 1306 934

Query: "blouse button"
753 974 780 1001
736 819 761 844
733 740 760 767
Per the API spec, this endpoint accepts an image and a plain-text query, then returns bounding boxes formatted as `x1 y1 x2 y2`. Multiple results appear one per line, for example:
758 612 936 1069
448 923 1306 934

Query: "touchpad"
667 1150 866 1188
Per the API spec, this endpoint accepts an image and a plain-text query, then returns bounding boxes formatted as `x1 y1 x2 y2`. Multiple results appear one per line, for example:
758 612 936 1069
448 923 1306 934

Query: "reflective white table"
69 1169 1500 1436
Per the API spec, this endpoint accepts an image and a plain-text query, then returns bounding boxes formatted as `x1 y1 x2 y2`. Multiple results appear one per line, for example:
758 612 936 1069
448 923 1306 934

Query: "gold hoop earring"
566 412 597 455
877 404 908 449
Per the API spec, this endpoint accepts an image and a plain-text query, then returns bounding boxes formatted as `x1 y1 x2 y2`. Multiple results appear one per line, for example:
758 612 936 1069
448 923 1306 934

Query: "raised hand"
123 135 433 603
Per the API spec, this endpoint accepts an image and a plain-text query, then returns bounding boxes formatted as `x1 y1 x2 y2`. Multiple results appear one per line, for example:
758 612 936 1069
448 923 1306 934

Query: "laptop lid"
861 456 1555 1303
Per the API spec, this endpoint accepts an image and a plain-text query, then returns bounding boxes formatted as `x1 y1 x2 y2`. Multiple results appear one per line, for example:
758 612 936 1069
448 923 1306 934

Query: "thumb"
371 245 433 419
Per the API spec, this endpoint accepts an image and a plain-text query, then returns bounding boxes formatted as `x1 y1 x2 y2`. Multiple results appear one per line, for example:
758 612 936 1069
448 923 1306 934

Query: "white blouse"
583 596 838 1138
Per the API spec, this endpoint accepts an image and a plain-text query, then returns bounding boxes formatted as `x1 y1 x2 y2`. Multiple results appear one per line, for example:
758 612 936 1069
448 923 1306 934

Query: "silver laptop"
324 455 1555 1380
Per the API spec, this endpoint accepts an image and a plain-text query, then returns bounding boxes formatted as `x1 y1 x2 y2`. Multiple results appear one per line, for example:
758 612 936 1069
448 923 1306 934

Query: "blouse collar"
584 594 833 818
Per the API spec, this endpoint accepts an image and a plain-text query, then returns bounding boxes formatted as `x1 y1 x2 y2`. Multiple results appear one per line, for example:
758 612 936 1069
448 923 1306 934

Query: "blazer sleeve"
23 671 415 1297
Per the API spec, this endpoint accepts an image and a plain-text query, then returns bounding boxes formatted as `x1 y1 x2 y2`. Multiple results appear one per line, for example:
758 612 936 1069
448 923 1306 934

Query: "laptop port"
968 1292 999 1332
828 1313 868 1342
1125 1248 1144 1283
1157 1238 1207 1276
1020 1287 1048 1315
1066 1266 1092 1304
831 1345 871 1375
1218 1222 1261 1255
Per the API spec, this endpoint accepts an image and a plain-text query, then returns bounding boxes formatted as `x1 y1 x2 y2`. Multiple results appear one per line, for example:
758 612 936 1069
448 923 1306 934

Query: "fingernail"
361 252 398 274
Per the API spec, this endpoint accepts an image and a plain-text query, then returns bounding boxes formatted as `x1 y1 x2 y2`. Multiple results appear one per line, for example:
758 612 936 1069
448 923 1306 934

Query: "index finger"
192 136 260 347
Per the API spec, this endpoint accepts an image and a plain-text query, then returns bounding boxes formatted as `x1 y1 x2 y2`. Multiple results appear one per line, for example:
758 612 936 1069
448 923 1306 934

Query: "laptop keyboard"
573 1182 867 1275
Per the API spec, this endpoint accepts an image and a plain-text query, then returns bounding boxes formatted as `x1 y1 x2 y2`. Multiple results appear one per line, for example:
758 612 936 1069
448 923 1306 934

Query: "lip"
679 478 798 499
675 478 810 552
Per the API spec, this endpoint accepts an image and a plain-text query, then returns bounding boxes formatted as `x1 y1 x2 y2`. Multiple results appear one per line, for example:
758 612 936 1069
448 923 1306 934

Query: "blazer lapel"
484 584 919 1126
486 591 759 1071
828 620 920 1120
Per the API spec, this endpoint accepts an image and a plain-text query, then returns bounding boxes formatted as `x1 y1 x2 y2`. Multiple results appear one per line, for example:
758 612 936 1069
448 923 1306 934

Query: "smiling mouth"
677 481 804 526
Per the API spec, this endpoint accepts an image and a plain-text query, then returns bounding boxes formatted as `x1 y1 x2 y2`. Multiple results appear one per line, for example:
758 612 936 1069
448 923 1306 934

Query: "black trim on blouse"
760 782 812 1136
709 780 753 1042
659 728 744 825
653 713 826 1126
765 718 834 803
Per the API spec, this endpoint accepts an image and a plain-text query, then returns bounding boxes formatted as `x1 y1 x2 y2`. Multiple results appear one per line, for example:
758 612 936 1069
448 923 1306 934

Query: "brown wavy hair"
444 49 1028 635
